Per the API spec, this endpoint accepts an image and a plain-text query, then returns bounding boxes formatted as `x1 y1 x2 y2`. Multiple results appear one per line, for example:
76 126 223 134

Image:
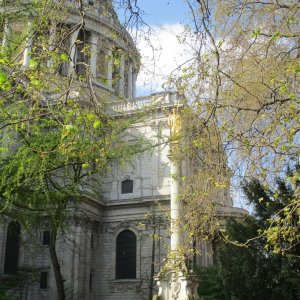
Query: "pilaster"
107 47 113 89
127 63 133 99
23 21 33 67
90 33 98 78
69 29 79 74
2 21 11 47
132 71 137 98
118 53 125 97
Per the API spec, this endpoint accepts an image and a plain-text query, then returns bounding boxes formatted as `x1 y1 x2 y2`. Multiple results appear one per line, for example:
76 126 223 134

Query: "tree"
242 172 300 256
217 174 300 299
197 265 229 300
162 0 300 253
0 285 18 300
0 1 148 299
196 173 300 299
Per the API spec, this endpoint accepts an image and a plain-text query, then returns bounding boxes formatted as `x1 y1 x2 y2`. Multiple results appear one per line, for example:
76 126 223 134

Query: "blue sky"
115 0 189 26
134 0 189 25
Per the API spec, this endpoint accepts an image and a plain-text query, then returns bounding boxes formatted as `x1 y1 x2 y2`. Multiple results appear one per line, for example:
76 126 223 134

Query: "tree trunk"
49 228 66 300
149 225 156 300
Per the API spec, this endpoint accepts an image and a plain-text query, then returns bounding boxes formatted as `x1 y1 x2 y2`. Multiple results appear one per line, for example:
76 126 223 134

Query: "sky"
117 0 192 96
132 0 189 26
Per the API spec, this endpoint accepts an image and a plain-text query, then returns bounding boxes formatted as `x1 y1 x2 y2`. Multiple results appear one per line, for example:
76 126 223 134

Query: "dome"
0 0 140 99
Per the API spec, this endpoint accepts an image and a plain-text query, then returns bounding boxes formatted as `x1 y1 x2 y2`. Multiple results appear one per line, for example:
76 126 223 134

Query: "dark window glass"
4 221 21 275
89 273 93 291
40 272 48 289
42 231 50 246
75 29 91 75
56 24 71 77
91 234 94 249
116 230 136 279
121 179 133 194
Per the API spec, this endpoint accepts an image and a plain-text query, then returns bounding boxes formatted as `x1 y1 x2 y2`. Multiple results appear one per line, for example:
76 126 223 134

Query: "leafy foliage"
217 176 300 300
242 173 300 255
0 1 149 299
0 285 19 300
166 0 300 256
219 217 300 300
197 265 229 300
0 0 149 228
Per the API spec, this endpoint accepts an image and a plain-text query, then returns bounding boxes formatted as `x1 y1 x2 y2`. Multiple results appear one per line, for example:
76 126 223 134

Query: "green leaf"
0 70 8 84
279 85 287 93
271 31 281 41
30 79 41 87
64 124 74 130
60 53 69 62
93 120 101 129
29 59 38 68
87 113 96 121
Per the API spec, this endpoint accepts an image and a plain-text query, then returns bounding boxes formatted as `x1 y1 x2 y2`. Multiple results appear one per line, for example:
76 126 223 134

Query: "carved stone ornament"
102 222 119 233
109 280 142 293
102 221 136 234
168 107 182 136
150 121 158 129
168 273 181 299
121 222 130 229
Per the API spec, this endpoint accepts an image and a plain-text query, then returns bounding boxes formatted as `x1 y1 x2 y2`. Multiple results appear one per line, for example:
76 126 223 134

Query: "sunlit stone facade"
0 1 246 299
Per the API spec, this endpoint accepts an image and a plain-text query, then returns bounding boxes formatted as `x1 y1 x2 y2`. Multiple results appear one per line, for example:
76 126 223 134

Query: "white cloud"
135 23 194 96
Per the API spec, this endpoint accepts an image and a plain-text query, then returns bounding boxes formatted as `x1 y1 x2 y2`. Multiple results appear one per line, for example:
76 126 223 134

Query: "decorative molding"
168 274 181 299
102 222 120 233
101 220 146 234
109 279 142 293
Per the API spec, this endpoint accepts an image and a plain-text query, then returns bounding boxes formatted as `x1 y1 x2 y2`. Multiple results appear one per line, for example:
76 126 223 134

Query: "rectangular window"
40 271 48 289
89 273 93 291
91 234 94 249
121 179 133 194
42 231 50 246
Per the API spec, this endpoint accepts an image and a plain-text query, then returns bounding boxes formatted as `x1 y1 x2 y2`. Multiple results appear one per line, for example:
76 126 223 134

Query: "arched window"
121 179 133 194
75 29 91 75
4 221 21 275
116 230 136 279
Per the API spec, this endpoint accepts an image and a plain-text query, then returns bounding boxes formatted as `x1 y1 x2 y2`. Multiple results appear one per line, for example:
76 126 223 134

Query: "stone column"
2 21 11 47
90 33 98 78
118 53 125 97
47 23 57 67
107 47 113 89
23 21 33 67
69 29 79 74
154 104 200 300
127 62 133 99
170 154 181 252
132 71 137 98
73 224 81 300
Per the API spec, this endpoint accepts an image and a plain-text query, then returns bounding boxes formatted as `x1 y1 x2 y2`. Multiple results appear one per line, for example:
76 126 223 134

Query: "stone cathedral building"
0 1 246 299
